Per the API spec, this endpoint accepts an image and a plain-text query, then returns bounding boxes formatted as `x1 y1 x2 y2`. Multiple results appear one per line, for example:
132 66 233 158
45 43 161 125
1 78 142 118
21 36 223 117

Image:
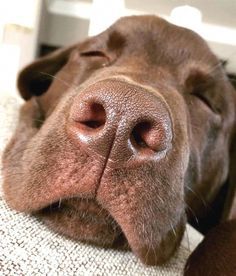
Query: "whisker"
185 203 199 225
39 72 78 92
170 222 177 238
185 186 207 207
58 198 62 209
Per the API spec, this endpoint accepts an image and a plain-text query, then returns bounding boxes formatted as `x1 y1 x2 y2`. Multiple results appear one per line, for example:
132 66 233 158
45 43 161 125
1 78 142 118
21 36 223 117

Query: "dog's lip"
37 195 185 256
37 197 118 225
36 196 130 249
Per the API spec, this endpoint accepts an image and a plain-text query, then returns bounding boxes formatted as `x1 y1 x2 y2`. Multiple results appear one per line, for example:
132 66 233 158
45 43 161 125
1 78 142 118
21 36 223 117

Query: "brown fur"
2 15 236 271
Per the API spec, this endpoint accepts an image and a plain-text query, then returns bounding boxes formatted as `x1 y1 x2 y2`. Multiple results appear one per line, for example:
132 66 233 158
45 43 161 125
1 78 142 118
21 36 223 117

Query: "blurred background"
0 0 235 96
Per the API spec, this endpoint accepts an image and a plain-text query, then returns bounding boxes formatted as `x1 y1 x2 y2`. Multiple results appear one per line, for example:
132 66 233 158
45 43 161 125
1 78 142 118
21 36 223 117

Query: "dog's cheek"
2 99 40 165
2 99 41 210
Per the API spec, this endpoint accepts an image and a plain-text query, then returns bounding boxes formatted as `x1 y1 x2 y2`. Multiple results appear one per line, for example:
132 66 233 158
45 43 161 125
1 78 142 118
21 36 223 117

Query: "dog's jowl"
2 16 236 274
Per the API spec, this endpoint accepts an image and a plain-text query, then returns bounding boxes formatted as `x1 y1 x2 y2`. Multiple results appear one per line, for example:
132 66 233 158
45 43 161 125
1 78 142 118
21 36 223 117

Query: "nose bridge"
67 79 172 164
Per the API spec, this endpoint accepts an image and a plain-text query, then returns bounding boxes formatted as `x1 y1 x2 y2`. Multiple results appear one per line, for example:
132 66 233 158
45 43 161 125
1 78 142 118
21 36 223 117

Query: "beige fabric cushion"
0 94 203 275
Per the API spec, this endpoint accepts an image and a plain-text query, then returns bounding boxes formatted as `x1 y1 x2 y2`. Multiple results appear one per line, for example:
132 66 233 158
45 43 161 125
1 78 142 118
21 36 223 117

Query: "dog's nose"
67 80 172 163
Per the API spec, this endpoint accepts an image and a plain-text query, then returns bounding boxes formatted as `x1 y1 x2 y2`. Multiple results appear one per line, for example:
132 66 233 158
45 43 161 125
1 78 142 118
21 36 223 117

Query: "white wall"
0 0 43 95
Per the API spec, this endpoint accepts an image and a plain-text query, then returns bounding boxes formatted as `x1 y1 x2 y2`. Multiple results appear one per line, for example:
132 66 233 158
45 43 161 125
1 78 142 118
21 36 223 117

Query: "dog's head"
2 16 236 265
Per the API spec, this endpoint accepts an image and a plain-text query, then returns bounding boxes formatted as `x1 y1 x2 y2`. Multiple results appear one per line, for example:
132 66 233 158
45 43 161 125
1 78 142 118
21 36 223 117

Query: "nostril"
74 103 106 131
83 120 103 129
81 103 106 129
131 121 166 153
132 122 151 149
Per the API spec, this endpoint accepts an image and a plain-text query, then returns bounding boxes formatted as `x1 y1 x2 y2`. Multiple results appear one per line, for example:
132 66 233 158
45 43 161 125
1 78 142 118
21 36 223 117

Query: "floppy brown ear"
184 77 236 276
224 143 236 220
222 79 236 220
184 139 236 275
222 132 236 220
18 44 77 100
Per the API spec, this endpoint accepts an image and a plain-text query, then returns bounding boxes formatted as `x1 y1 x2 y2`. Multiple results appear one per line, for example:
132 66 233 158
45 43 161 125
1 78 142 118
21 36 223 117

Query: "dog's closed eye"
80 50 107 58
185 70 222 115
80 50 111 67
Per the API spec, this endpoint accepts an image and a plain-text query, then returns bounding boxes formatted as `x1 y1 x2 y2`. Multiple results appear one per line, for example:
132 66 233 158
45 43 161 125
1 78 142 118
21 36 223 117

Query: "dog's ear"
223 136 236 220
185 79 236 275
222 76 236 220
18 44 77 100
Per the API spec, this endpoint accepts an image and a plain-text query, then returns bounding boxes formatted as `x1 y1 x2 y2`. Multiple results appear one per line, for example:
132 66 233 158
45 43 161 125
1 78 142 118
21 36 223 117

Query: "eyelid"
192 91 221 115
80 50 108 58
192 92 213 110
80 50 112 67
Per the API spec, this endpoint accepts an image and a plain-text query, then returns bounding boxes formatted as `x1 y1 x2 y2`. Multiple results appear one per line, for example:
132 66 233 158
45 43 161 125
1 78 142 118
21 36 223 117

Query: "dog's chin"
36 198 129 250
35 197 186 265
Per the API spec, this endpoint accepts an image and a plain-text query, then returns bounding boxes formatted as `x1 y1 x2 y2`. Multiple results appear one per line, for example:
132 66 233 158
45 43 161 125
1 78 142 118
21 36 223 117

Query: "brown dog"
2 15 236 274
